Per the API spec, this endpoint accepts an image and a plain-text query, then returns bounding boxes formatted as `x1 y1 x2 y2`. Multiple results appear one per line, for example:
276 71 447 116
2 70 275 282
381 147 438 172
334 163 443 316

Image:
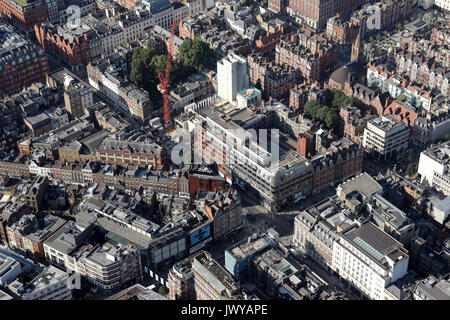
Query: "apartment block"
0 0 49 33
0 25 49 94
287 0 369 29
168 258 195 300
351 0 412 40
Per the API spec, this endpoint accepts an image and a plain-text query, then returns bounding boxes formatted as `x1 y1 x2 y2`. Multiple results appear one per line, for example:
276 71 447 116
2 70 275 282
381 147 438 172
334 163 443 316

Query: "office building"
22 265 72 300
332 222 409 300
168 258 195 300
362 115 410 160
191 251 240 300
225 230 278 282
418 141 450 196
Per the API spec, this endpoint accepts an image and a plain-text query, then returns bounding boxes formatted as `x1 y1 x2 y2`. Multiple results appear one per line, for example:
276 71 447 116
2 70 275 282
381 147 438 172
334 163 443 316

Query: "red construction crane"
157 21 176 127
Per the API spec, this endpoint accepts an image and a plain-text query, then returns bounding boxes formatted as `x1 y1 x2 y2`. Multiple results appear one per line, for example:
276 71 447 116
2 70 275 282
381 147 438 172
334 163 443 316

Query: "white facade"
173 4 188 26
418 0 434 9
217 53 249 103
22 266 72 300
183 0 203 15
59 0 96 24
331 223 409 300
433 196 450 224
435 0 449 11
363 116 410 160
367 67 432 112
418 142 450 196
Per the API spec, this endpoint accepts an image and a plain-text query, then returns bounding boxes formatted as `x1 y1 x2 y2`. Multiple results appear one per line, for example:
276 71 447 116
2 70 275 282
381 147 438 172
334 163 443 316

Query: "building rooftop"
24 266 68 295
44 221 90 254
422 141 450 166
337 173 383 200
106 283 168 300
97 130 163 155
415 276 450 300
254 248 299 281
0 289 13 300
342 222 408 267
0 25 45 73
228 233 274 260
192 251 239 297
368 115 407 133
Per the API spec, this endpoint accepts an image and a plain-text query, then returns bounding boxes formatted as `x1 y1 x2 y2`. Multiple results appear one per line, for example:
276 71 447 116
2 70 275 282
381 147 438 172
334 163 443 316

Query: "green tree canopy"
158 286 169 296
130 39 216 102
405 164 418 177
130 47 160 99
177 37 216 71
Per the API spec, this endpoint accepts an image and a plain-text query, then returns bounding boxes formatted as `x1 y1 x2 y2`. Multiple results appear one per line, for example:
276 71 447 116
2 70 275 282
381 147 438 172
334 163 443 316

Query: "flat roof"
342 222 407 266
338 173 383 199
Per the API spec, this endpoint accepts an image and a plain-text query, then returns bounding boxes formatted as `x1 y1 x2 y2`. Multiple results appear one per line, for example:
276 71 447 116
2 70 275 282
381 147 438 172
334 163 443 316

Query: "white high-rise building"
217 53 249 104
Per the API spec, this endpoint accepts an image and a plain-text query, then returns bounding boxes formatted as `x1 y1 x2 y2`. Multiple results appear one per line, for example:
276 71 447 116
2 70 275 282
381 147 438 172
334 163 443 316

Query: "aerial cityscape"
0 0 449 304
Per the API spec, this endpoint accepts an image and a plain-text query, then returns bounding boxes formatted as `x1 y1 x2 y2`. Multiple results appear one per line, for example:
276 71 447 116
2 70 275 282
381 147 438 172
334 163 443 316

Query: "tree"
158 286 169 296
405 164 418 177
396 154 404 167
444 133 450 141
177 38 216 72
130 47 160 99
324 110 339 129
255 79 262 91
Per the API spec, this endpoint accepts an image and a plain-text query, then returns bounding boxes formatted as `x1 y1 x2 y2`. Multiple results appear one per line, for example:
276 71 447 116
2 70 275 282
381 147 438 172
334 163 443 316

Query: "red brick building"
275 29 338 83
431 27 450 46
326 14 358 45
339 105 372 144
288 0 368 29
351 0 412 40
178 13 216 40
189 173 230 197
35 23 92 70
289 85 307 112
268 0 284 13
0 24 49 94
255 27 284 54
383 100 418 127
0 0 48 34
296 132 315 157
247 51 296 99
310 140 363 194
